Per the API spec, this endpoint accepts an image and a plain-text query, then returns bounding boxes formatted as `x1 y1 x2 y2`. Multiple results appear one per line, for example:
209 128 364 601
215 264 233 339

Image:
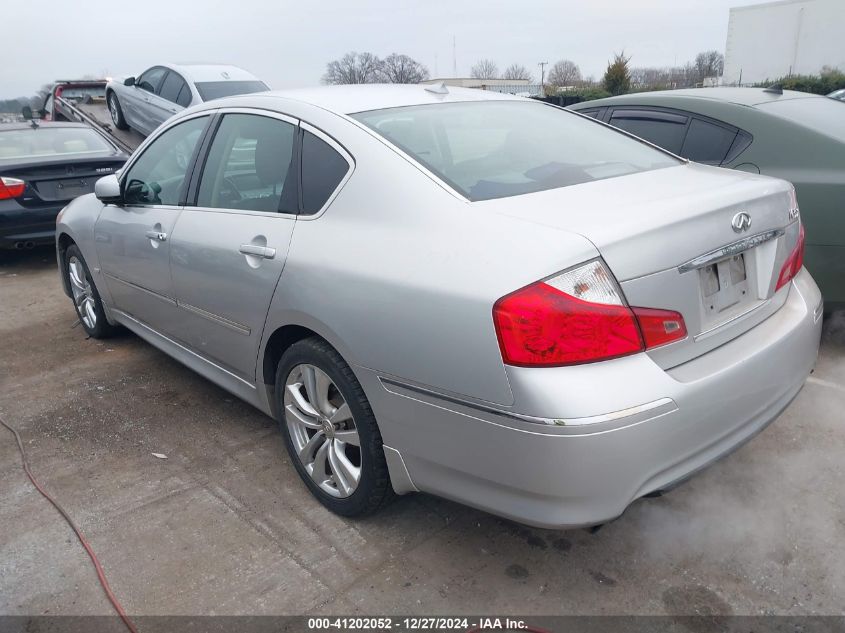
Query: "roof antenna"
425 82 449 95
763 84 783 95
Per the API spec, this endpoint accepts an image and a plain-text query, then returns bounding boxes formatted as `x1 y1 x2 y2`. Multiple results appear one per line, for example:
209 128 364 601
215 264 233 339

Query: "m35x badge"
731 211 752 233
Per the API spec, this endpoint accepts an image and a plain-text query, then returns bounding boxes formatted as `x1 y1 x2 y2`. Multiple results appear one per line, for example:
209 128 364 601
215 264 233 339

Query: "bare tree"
378 53 430 84
322 52 382 85
694 50 725 84
502 64 533 81
547 59 582 88
470 59 499 80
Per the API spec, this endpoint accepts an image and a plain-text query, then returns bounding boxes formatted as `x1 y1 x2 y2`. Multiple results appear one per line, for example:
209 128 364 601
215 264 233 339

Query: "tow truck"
40 80 144 154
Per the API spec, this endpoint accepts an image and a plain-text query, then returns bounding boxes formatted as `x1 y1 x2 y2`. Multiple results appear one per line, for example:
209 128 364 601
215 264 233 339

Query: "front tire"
276 337 394 517
108 92 128 130
65 245 117 339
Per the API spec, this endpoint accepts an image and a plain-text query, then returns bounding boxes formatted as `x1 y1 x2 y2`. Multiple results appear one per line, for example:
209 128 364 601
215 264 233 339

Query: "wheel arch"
259 318 360 420
57 232 76 298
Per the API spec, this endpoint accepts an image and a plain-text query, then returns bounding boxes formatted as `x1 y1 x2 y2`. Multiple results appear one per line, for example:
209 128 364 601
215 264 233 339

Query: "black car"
0 120 128 249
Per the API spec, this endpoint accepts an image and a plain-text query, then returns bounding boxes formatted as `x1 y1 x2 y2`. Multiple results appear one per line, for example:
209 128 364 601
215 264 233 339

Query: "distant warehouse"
723 0 844 85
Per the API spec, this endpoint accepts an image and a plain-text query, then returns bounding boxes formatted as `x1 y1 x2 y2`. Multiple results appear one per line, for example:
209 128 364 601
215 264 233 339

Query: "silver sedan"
105 63 268 136
56 85 822 528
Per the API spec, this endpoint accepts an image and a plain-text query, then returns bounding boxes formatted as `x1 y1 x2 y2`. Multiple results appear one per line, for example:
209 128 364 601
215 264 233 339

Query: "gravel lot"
1 246 843 618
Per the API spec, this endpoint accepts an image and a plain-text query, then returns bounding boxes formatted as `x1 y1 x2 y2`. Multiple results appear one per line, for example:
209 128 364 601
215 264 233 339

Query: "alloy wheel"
109 96 119 125
68 256 97 330
284 363 361 498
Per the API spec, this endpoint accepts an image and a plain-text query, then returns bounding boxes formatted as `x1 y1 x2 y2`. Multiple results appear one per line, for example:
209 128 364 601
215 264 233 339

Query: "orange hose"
1 415 139 633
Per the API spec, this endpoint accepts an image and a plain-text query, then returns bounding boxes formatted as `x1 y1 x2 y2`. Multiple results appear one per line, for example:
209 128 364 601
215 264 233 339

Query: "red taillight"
493 260 687 367
631 307 688 349
775 224 805 291
0 177 25 200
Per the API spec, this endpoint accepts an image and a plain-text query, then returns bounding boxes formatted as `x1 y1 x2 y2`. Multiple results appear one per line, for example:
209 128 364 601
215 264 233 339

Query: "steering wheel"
219 176 243 204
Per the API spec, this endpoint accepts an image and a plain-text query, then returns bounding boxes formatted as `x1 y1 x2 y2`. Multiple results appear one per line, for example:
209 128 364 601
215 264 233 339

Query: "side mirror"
21 105 32 120
123 76 136 87
94 174 123 204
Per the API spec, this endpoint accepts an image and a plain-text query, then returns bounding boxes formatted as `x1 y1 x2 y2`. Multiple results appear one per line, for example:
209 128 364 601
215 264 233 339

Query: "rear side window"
159 72 188 105
197 114 297 213
301 130 350 213
608 109 688 154
681 118 738 165
176 84 192 108
354 101 679 201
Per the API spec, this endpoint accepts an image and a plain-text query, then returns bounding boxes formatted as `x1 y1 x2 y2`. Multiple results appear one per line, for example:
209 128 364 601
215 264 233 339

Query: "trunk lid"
486 163 801 368
0 156 125 206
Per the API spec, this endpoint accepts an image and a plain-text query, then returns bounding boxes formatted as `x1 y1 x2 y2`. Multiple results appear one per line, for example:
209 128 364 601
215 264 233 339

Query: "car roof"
0 121 90 132
573 87 822 108
235 84 525 116
163 63 262 84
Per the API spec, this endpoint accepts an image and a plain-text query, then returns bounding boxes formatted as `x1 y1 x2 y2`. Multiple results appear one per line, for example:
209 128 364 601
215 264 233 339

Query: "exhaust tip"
24 241 35 249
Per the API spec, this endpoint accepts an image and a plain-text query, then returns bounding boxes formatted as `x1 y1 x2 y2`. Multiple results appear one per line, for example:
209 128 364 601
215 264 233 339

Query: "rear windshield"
0 127 113 160
195 80 269 101
56 85 106 101
352 101 680 201
756 96 845 142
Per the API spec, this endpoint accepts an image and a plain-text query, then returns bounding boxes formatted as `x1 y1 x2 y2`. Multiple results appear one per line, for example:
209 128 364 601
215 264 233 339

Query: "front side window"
197 114 296 212
576 108 600 119
123 116 208 205
608 109 688 154
301 130 350 213
138 67 167 94
353 101 679 201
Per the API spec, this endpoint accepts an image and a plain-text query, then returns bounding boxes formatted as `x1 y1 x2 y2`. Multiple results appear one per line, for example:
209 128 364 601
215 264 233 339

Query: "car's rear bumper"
0 201 62 248
367 268 823 529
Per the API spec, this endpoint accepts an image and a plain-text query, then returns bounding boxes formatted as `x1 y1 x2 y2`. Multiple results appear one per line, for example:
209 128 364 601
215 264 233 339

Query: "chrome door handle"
239 244 276 259
145 230 167 242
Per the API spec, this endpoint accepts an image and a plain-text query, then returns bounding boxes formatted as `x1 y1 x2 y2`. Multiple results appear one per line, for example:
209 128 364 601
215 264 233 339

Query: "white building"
723 0 845 85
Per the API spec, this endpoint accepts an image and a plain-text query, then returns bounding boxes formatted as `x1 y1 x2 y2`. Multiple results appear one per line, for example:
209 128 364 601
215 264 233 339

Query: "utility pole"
538 61 548 96
453 36 457 77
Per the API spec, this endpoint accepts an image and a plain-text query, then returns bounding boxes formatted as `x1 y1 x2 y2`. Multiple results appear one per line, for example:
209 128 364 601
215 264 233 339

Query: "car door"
147 70 185 131
127 66 168 135
94 114 211 332
167 111 301 380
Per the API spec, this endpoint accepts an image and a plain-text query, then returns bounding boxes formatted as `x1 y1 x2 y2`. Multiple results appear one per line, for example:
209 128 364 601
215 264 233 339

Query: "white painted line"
807 376 845 393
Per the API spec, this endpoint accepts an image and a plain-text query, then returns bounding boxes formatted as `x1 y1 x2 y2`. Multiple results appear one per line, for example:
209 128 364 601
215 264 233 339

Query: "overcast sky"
2 0 774 98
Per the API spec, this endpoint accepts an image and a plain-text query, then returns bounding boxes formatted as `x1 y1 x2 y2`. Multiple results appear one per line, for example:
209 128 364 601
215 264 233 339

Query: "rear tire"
108 92 128 130
64 244 118 339
275 337 394 517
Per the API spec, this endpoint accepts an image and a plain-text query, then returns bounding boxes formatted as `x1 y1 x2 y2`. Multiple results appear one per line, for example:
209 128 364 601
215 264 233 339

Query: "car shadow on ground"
0 245 57 273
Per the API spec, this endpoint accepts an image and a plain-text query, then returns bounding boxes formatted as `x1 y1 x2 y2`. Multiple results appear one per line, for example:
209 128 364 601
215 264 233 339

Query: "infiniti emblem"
731 212 752 233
